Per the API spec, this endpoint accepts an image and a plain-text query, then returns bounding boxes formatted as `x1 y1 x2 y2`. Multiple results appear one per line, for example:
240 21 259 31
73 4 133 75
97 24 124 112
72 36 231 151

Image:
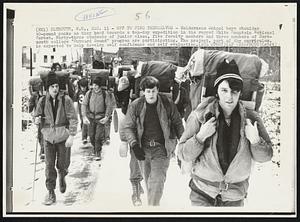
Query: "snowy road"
13 106 285 213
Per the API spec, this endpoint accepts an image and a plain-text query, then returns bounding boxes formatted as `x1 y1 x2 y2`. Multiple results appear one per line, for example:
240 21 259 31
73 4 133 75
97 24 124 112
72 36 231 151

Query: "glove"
34 116 41 125
132 143 145 161
99 116 109 124
65 135 74 148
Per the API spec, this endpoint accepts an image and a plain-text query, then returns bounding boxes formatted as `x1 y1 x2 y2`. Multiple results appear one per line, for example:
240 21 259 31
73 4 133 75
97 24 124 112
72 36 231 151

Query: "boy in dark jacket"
123 76 184 206
34 72 78 205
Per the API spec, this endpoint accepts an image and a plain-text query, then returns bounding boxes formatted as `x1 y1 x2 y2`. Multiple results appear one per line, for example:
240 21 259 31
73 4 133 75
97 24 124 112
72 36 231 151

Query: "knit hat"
117 76 130 91
214 59 243 87
46 72 59 89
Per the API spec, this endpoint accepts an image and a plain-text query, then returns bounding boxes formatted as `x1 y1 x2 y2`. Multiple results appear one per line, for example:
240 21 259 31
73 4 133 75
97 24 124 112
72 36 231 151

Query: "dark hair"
51 62 62 71
140 76 160 91
215 78 243 94
78 78 88 87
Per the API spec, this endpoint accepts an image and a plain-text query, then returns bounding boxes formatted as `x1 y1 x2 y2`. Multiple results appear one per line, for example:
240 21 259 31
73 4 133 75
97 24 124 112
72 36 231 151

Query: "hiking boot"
43 190 56 206
59 174 66 193
131 182 142 206
138 182 144 194
94 150 101 161
132 194 142 206
39 154 45 161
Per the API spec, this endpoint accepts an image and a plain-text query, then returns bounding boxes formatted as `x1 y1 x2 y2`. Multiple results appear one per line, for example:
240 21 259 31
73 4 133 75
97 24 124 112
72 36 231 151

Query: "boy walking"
123 76 184 206
82 76 115 160
74 78 89 145
34 72 78 205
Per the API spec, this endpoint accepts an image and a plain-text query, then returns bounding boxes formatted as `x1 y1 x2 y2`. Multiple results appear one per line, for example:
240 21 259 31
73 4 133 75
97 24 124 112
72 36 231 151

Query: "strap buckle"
219 181 229 193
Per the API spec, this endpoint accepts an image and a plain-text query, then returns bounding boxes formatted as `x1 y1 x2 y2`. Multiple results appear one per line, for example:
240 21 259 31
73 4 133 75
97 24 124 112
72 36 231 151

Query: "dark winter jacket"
34 92 78 144
177 96 273 201
123 93 184 157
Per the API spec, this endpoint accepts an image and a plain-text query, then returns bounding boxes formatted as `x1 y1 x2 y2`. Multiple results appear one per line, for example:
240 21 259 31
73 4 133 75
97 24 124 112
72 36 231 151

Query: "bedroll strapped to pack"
87 69 110 87
28 76 43 95
140 61 177 93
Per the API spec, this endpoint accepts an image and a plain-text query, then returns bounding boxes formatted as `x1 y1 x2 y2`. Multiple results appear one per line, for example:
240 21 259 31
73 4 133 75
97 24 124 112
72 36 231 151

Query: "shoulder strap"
41 95 46 117
87 90 92 110
102 88 106 111
61 94 70 127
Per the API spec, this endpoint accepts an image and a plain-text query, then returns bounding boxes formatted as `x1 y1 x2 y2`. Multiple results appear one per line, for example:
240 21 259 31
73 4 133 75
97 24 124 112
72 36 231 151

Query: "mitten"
132 143 145 161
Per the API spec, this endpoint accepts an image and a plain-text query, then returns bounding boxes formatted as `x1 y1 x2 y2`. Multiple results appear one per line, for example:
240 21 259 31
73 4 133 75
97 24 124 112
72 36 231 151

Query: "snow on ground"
13 79 287 214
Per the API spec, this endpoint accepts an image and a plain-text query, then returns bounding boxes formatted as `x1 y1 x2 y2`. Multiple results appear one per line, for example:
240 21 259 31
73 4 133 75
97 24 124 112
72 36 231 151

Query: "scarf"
216 105 241 175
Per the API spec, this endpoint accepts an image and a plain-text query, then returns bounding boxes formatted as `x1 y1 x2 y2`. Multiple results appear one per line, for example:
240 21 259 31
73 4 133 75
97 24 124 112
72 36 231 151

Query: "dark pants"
38 124 44 155
104 117 112 141
79 115 88 141
189 180 244 207
88 118 105 153
142 143 170 206
129 148 143 183
44 140 71 191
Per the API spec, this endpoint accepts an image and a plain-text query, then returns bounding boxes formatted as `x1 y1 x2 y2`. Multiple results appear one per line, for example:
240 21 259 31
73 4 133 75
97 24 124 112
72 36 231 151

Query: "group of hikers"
28 50 273 208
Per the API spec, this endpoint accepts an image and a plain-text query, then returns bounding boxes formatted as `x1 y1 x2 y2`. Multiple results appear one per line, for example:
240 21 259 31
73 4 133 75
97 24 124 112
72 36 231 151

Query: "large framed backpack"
187 49 267 111
39 70 75 100
135 61 177 100
87 68 110 87
28 76 43 96
118 66 132 78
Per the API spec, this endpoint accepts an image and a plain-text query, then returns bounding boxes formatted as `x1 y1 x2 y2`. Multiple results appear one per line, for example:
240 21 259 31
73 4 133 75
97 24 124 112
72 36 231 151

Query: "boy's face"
55 65 61 71
48 83 59 98
80 86 87 92
93 83 100 92
217 80 240 115
144 86 158 104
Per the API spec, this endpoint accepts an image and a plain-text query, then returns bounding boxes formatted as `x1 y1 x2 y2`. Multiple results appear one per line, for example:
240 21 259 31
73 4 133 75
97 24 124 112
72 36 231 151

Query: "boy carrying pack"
81 76 115 160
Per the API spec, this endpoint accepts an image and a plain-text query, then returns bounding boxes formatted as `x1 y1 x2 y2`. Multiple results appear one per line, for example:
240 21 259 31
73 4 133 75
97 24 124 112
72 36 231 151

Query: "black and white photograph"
3 3 296 218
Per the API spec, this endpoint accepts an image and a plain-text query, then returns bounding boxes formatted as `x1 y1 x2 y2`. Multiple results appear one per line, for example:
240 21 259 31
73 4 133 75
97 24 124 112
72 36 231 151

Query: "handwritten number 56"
135 11 150 20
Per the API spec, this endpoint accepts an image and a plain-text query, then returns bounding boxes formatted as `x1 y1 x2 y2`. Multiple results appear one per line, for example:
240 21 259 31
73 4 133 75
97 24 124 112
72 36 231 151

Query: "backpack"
140 61 177 93
40 93 69 128
39 70 75 100
28 77 43 96
87 69 110 87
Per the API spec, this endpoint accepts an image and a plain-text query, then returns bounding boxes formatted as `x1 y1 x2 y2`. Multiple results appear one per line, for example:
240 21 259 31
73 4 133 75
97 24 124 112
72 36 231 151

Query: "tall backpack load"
28 76 43 96
39 70 75 100
118 66 132 78
187 49 267 111
87 69 110 87
141 61 177 93
108 76 117 90
135 61 177 99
